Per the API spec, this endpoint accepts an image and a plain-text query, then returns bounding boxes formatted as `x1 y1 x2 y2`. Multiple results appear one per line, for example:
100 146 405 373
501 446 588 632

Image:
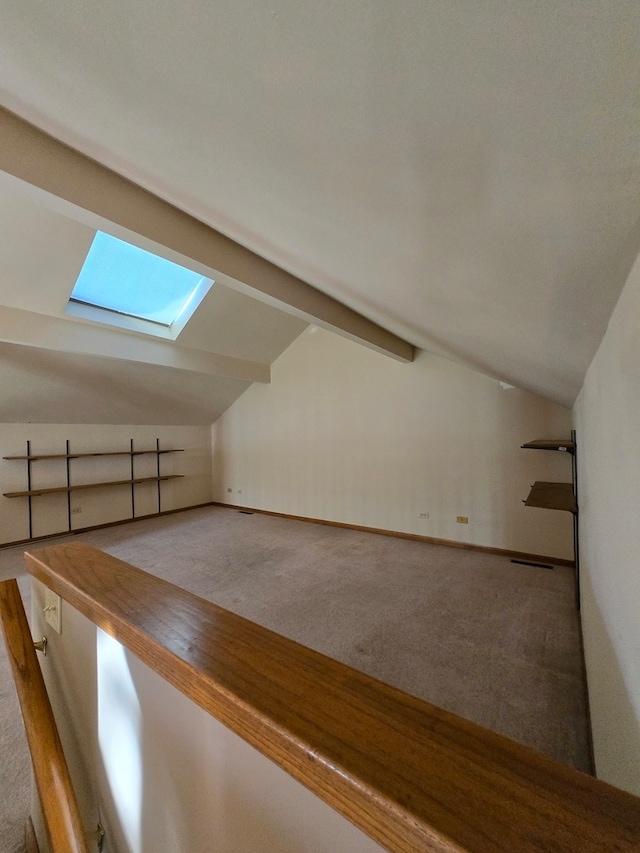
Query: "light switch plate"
44 588 61 634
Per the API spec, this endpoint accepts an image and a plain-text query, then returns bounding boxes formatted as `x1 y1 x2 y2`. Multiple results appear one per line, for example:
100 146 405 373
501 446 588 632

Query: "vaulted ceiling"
0 1 639 423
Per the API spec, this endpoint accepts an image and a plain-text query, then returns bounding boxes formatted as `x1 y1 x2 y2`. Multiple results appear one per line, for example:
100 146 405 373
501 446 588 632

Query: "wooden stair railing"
0 577 90 853
22 542 640 853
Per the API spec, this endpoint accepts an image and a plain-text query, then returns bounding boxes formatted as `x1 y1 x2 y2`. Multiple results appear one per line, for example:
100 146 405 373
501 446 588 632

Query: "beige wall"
0 424 212 545
573 253 640 795
212 328 573 559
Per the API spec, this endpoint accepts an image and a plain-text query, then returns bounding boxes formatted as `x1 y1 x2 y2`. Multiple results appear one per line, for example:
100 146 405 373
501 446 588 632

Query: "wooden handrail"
0 578 89 853
25 542 640 853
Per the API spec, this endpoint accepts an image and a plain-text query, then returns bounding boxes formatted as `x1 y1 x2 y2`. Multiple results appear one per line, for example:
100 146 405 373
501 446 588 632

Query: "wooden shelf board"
521 439 575 454
524 481 577 513
3 475 184 499
3 449 184 461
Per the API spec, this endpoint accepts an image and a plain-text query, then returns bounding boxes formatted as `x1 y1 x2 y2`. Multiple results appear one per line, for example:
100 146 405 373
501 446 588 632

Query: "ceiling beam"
0 306 269 383
0 107 414 364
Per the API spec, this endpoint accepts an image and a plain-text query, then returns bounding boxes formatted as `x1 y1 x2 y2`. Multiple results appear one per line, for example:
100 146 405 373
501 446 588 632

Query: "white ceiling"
1 1 639 413
0 341 251 425
0 176 306 423
0 176 307 364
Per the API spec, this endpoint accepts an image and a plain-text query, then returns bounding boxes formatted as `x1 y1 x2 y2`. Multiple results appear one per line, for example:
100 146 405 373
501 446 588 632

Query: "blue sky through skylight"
71 232 206 326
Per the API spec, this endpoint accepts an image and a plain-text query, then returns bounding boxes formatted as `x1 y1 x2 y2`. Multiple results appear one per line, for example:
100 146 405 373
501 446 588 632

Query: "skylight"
67 232 213 338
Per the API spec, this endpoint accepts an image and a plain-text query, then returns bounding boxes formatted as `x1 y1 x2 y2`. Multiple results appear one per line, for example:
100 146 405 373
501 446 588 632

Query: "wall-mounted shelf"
3 449 182 461
2 440 184 539
520 440 575 454
521 430 579 607
4 475 183 499
524 481 577 514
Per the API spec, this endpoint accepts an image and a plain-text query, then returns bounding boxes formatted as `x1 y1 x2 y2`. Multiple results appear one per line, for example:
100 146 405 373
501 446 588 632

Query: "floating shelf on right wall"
521 439 576 454
524 481 577 514
521 429 579 608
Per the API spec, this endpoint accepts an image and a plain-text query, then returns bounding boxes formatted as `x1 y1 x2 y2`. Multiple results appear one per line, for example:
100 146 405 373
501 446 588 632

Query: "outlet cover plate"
44 588 62 633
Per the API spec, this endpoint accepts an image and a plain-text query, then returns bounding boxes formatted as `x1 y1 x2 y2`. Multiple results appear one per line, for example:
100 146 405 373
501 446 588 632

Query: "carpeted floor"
0 505 592 851
0 574 30 853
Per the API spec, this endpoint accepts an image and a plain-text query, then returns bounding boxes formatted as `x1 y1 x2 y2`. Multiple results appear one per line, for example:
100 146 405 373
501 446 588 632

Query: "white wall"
573 252 640 795
31 580 386 853
212 328 573 560
0 424 212 545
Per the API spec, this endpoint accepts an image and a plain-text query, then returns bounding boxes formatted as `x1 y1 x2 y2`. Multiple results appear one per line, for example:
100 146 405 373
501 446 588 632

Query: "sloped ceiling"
1 1 639 413
0 176 307 366
0 174 307 423
0 341 251 426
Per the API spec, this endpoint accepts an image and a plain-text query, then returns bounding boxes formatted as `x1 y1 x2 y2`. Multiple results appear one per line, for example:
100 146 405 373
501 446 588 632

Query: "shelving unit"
521 429 579 607
3 439 184 539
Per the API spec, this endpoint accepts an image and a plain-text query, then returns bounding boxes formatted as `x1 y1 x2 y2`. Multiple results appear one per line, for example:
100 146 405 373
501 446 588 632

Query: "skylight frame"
65 231 214 340
68 296 174 328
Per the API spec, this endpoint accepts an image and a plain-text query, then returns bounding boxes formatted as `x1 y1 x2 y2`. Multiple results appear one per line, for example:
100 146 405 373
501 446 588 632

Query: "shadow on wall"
211 424 228 503
491 381 573 557
583 577 640 795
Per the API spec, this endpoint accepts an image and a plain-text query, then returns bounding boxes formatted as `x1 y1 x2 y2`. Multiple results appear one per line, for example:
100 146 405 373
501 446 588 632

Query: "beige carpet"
0 575 30 853
0 505 592 851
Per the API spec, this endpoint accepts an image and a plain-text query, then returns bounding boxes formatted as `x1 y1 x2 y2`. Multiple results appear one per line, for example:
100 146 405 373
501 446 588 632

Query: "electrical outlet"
419 512 429 519
237 489 242 494
71 507 82 515
44 588 62 634
456 516 469 524
227 487 232 493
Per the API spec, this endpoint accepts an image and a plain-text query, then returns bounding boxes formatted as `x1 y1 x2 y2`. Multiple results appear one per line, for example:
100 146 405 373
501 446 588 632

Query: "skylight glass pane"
71 232 206 326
